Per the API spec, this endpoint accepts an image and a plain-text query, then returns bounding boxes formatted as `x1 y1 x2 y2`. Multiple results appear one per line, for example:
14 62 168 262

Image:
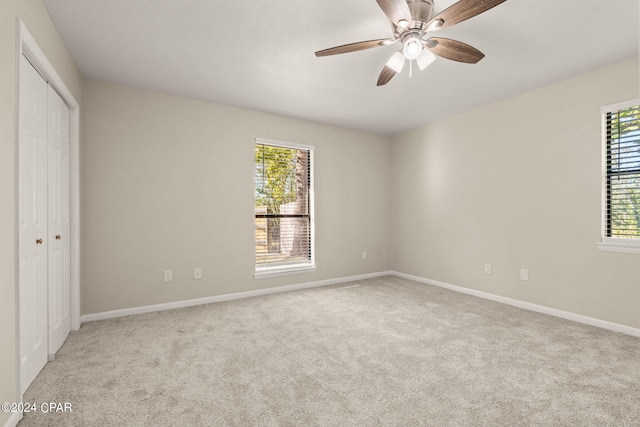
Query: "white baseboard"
391 271 640 338
81 271 393 323
80 270 640 338
2 412 20 427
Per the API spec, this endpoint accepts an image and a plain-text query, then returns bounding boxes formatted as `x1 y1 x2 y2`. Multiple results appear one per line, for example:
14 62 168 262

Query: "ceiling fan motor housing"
392 0 435 36
407 0 434 28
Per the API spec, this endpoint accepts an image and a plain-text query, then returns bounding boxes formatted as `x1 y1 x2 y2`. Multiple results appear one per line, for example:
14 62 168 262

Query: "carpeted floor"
19 275 640 426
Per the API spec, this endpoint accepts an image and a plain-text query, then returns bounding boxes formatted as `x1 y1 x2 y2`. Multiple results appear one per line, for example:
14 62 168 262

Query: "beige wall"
82 79 392 314
391 58 640 329
0 0 82 424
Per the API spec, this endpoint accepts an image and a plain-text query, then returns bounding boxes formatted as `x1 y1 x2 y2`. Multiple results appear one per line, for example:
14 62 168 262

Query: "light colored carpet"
19 276 640 426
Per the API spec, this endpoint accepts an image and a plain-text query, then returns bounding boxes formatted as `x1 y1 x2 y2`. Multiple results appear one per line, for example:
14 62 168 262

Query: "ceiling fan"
315 0 507 86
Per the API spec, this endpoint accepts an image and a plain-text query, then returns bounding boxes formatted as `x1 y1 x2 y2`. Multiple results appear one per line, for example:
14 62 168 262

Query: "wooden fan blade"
425 37 485 63
377 66 398 86
377 52 405 86
426 0 507 30
376 0 412 25
315 39 394 57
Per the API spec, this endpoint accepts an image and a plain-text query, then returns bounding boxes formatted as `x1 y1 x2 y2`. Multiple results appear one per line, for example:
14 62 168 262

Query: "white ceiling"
42 0 639 136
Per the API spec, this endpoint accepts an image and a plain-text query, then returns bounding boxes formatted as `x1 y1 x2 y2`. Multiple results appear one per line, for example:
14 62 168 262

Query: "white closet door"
19 54 49 393
48 85 71 356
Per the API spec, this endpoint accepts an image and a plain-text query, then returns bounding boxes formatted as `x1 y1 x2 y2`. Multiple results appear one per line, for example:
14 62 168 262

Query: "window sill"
598 242 640 255
254 264 316 279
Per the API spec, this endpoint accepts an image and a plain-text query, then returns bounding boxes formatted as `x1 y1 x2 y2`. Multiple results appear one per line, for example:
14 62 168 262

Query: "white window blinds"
604 101 640 240
255 140 314 269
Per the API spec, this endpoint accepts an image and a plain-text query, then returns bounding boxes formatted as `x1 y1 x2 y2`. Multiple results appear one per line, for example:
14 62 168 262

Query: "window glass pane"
606 105 640 239
255 143 312 268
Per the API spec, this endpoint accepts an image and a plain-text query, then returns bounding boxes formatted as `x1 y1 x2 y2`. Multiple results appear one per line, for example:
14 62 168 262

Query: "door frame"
15 17 80 374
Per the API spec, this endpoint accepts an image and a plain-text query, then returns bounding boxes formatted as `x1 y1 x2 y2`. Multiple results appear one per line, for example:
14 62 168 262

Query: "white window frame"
254 138 316 278
598 98 640 254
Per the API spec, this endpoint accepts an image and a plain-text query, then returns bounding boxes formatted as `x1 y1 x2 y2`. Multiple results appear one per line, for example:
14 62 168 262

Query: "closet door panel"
19 54 49 393
48 85 71 355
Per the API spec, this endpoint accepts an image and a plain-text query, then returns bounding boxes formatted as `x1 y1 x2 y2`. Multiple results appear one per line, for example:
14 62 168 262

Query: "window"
600 99 640 254
254 138 315 276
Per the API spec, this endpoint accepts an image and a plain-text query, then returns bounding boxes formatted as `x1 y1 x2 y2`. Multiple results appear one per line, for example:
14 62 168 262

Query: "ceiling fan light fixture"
386 51 406 73
402 36 422 60
416 48 436 70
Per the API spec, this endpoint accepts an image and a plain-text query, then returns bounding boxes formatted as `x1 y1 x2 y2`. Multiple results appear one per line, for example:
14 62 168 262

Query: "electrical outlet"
520 268 529 281
484 264 492 275
194 268 202 279
362 251 367 260
164 270 173 282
